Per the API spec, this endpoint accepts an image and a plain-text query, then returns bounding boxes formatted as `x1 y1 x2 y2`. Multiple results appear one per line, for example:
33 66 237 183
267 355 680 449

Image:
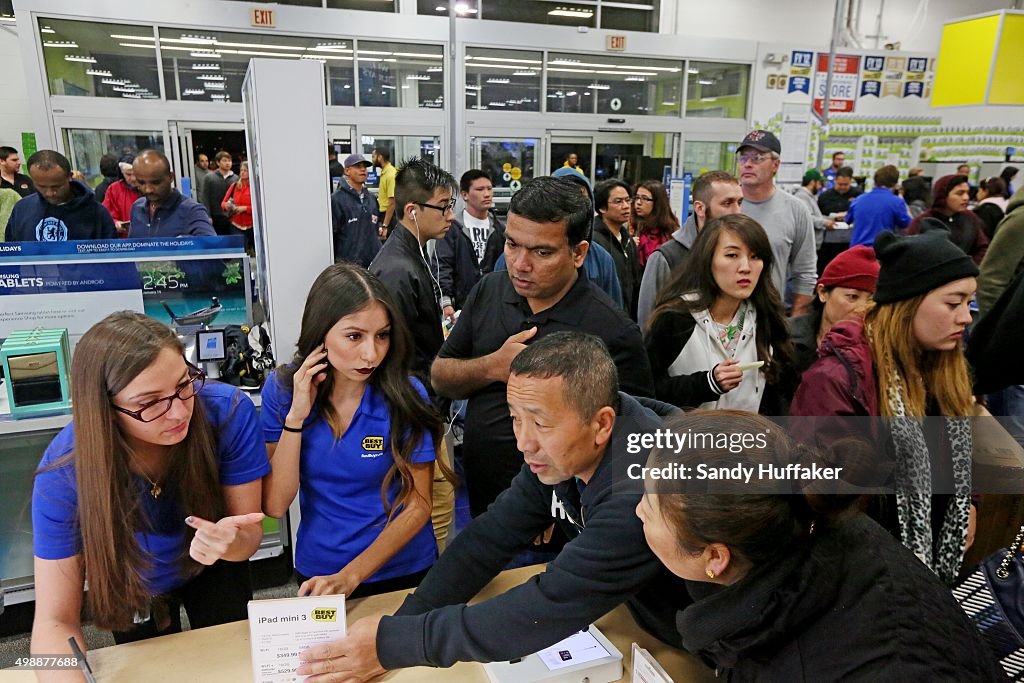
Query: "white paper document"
537 630 611 671
631 643 674 683
248 595 347 683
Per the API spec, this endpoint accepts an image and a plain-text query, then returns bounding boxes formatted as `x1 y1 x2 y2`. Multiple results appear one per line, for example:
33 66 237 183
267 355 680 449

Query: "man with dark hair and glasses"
369 157 458 384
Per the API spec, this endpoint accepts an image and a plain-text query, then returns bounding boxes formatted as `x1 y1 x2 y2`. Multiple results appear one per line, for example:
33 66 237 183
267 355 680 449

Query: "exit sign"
606 35 626 51
251 8 276 27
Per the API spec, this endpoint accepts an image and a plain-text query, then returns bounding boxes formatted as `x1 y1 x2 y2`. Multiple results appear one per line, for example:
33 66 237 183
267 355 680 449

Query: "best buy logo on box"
312 608 338 622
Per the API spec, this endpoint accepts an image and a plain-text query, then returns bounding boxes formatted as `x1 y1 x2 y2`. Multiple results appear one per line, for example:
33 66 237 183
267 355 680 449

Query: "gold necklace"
129 452 163 499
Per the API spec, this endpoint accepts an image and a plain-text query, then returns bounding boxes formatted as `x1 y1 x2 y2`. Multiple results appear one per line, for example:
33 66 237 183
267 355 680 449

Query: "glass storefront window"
600 1 660 32
326 0 397 9
360 135 441 190
465 47 541 112
157 29 355 106
39 19 161 99
62 129 165 188
478 0 597 28
685 61 750 119
473 138 536 190
357 41 444 109
546 52 682 116
417 0 478 16
683 141 739 177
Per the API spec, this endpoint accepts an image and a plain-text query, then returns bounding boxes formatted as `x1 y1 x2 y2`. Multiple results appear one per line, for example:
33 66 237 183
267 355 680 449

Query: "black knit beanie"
872 230 979 304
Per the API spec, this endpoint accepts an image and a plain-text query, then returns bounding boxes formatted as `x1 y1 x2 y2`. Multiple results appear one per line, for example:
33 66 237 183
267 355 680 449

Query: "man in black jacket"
201 150 237 236
296 333 689 679
593 179 642 320
369 157 457 382
435 169 505 320
330 154 381 268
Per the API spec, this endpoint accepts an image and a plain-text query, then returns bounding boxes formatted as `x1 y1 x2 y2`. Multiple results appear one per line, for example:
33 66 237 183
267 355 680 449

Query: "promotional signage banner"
813 53 862 118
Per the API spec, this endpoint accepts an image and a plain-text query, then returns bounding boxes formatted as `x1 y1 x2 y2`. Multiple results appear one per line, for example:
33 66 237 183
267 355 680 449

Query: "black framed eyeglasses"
111 363 206 423
416 199 457 215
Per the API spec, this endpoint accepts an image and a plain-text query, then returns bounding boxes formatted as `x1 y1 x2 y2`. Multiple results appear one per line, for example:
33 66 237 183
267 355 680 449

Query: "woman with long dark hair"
31 312 268 663
631 180 678 268
644 214 795 413
636 411 1003 680
262 263 454 598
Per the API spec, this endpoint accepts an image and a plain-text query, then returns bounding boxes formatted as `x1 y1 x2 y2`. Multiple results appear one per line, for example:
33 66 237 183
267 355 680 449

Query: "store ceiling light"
118 43 157 50
625 76 645 81
121 93 141 99
86 69 112 77
197 74 226 81
180 34 216 45
487 102 507 107
406 74 431 80
101 78 129 85
548 8 594 18
487 78 510 84
183 88 205 96
381 84 397 90
566 91 578 96
513 70 538 76
41 26 56 33
44 41 78 48
661 101 677 105
111 34 154 40
204 82 226 90
687 68 699 74
465 85 482 90
192 63 220 70
466 56 542 65
190 50 221 58
428 66 443 72
587 83 610 90
111 86 137 93
698 79 714 85
64 55 97 63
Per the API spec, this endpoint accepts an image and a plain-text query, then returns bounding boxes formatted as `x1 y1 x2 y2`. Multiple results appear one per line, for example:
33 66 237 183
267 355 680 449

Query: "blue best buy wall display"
0 237 251 340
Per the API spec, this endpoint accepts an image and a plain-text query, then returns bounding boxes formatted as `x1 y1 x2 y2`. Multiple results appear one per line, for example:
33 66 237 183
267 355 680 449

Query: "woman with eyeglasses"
261 263 453 599
31 312 268 667
631 181 678 269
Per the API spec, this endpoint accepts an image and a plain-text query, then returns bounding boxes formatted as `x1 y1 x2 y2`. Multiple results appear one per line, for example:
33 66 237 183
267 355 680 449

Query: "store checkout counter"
1 565 715 682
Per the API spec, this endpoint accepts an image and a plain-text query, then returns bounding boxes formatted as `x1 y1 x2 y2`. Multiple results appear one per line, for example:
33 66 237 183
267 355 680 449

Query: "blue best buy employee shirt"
32 382 270 595
260 372 437 581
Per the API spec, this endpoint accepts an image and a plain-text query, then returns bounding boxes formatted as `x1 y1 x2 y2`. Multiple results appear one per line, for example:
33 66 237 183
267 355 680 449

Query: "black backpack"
655 238 689 271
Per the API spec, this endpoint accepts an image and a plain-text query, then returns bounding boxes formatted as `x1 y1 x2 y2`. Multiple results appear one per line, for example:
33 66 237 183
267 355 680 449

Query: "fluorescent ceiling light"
548 8 594 18
661 101 677 105
118 43 157 50
487 102 507 107
110 34 154 40
111 86 136 93
513 70 538 76
121 93 141 99
192 63 220 70
466 56 542 65
406 74 431 80
392 52 442 59
64 55 97 63
625 76 645 81
86 69 112 77
687 68 699 74
428 66 443 72
41 27 56 33
566 91 578 96
204 82 226 90
183 88 205 96
358 50 392 56
381 84 397 90
465 85 482 90
101 78 129 85
180 34 216 44
698 79 714 85
487 78 510 84
197 74 225 81
587 83 610 90
191 50 221 58
43 41 78 48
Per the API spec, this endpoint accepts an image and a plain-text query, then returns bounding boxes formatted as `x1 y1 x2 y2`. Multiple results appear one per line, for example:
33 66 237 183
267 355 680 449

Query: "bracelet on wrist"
282 422 304 433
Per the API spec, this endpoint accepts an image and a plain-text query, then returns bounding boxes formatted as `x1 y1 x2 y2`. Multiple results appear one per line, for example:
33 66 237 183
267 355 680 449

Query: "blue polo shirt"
261 371 437 581
847 187 911 247
32 382 270 595
129 188 215 238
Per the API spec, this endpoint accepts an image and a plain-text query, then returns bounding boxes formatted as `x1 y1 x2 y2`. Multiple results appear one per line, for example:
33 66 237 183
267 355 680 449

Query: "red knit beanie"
817 245 880 293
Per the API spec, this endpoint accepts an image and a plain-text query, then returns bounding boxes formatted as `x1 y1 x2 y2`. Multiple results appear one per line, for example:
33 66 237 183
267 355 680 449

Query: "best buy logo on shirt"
311 608 337 622
361 436 384 451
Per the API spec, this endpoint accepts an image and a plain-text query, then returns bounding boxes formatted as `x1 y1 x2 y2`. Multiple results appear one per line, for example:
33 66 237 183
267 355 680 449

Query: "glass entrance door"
549 132 680 187
469 136 539 215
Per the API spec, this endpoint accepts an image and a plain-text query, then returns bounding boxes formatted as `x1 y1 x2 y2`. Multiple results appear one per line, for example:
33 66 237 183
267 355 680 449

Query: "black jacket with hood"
434 211 505 310
679 513 1004 681
5 180 116 242
376 392 691 669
